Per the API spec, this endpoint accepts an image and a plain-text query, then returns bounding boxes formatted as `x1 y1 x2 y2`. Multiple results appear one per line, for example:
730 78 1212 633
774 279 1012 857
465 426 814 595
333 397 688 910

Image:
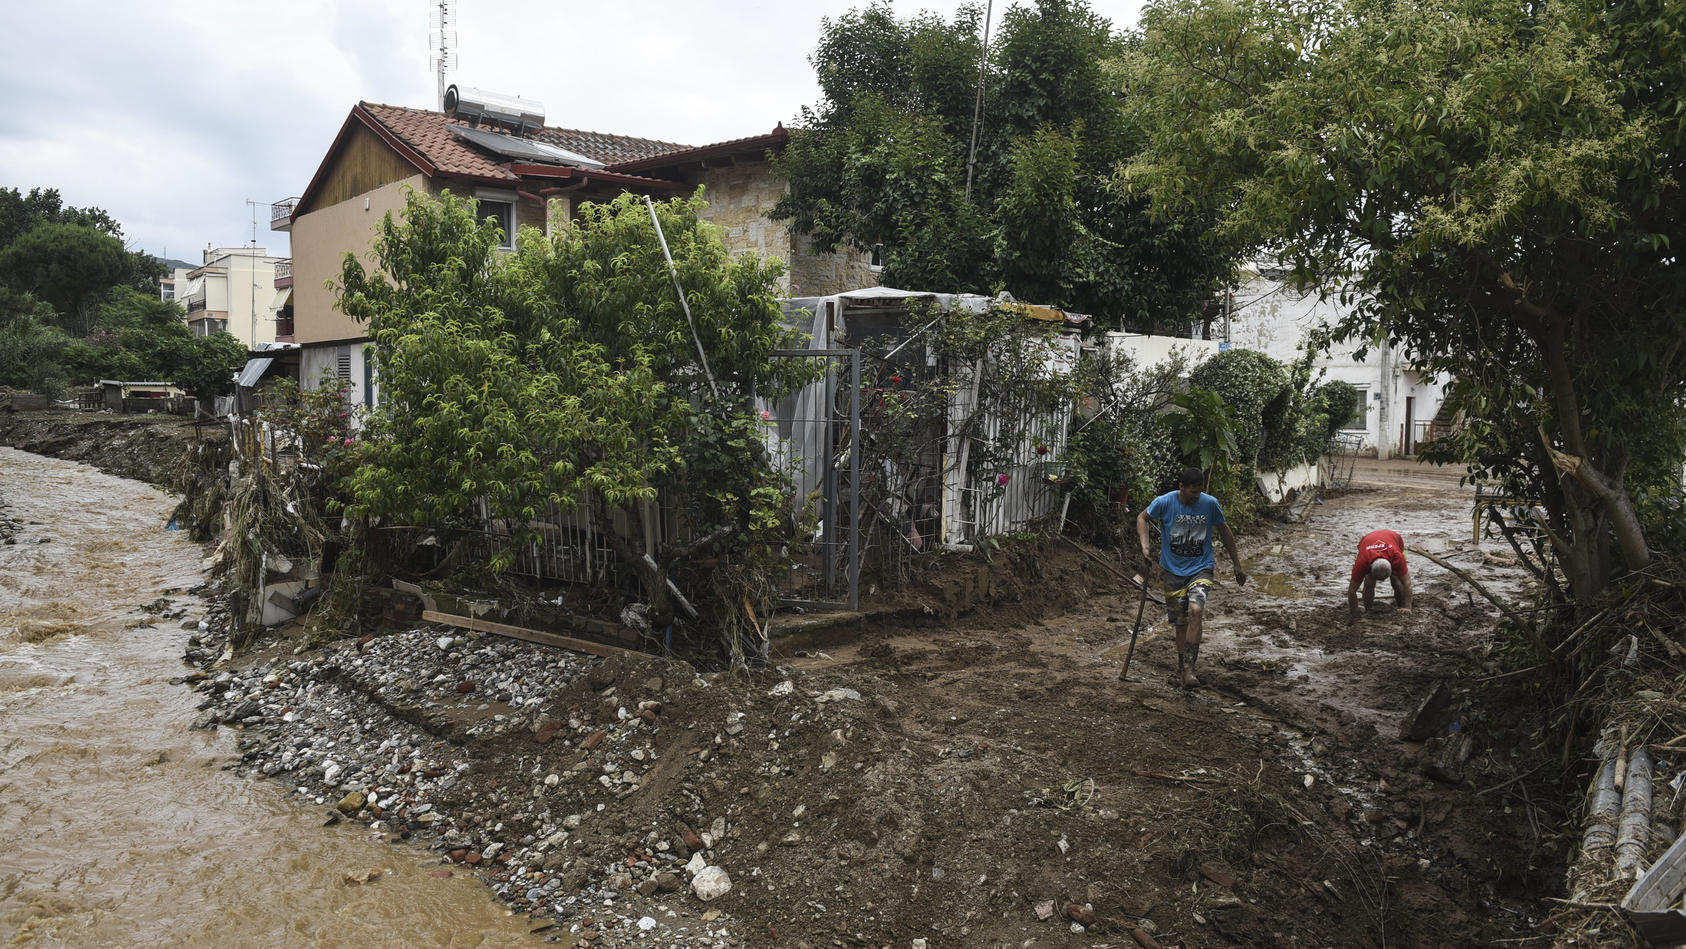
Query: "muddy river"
0 448 541 948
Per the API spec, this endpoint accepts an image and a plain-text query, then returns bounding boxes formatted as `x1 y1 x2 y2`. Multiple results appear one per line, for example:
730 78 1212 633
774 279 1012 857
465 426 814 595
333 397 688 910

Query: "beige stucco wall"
691 159 877 297
291 173 431 344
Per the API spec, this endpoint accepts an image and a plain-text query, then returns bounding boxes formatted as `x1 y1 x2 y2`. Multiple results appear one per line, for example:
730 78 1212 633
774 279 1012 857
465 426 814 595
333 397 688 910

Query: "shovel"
1118 570 1151 682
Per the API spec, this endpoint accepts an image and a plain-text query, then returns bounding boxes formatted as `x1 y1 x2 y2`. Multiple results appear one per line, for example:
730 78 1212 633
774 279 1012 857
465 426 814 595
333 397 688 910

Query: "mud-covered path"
774 463 1554 948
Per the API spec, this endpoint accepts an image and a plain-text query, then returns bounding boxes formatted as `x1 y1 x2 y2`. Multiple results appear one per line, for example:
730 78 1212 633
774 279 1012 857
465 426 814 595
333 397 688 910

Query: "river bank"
0 447 543 948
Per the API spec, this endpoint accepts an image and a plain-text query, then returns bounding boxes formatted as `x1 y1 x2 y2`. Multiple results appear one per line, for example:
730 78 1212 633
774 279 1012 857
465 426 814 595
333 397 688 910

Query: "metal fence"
764 348 862 609
1322 432 1365 490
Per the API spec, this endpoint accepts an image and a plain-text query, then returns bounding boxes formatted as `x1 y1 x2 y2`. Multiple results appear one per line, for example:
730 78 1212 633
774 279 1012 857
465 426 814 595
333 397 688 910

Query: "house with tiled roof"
269 93 876 406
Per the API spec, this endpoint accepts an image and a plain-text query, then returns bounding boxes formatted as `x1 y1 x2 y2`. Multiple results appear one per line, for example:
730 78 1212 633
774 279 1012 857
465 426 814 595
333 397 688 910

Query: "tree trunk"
593 495 674 626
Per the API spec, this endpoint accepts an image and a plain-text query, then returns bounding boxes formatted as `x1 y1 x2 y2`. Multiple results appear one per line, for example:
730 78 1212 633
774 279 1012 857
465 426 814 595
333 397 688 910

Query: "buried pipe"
1616 748 1655 878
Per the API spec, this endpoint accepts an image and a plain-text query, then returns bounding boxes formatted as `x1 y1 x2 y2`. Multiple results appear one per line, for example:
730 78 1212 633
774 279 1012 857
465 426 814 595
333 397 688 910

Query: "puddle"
1246 571 1305 598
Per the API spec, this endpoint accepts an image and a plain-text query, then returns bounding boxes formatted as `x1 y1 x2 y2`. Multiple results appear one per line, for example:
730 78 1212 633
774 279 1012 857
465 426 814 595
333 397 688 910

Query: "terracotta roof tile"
358 102 691 180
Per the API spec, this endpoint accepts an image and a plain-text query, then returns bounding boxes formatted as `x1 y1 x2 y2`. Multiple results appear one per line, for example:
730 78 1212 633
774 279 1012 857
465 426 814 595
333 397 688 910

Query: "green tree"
57 289 245 399
0 187 123 249
0 288 72 395
1122 0 1686 600
773 0 1234 328
0 222 134 335
336 189 812 661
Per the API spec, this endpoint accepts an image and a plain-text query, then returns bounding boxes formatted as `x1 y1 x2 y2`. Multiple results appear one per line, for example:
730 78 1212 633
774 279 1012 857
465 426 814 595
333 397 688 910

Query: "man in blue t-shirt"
1135 467 1248 688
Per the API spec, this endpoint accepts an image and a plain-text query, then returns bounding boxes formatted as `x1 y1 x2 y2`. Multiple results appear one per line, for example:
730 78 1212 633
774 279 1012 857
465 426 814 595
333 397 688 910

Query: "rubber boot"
1180 641 1201 688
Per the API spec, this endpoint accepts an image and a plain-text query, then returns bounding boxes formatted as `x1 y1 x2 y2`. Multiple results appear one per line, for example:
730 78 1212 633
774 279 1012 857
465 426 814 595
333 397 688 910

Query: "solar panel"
449 125 605 170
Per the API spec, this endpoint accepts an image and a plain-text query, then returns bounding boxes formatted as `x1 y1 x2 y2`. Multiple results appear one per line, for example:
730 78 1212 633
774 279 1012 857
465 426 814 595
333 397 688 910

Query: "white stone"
436 636 453 650
686 853 708 877
691 866 732 902
769 680 795 697
638 916 656 931
544 773 560 787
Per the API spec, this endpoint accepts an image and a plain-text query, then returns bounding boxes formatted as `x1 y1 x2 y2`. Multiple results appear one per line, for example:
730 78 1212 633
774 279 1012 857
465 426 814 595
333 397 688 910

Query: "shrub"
1188 348 1290 470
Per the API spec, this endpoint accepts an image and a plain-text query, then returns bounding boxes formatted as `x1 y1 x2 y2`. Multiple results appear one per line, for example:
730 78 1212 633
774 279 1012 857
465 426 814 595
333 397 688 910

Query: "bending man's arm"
1136 509 1154 564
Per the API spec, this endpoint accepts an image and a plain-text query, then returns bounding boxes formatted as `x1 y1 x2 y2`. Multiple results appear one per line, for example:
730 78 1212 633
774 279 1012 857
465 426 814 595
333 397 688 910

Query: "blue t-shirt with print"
1145 490 1227 577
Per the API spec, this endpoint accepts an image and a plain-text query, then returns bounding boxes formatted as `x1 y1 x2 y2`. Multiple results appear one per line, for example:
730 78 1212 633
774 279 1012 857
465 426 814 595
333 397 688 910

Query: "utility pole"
244 199 263 348
963 0 995 203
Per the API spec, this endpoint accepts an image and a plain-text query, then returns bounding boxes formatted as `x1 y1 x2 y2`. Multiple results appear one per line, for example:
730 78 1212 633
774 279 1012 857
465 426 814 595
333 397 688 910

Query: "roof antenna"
430 0 457 110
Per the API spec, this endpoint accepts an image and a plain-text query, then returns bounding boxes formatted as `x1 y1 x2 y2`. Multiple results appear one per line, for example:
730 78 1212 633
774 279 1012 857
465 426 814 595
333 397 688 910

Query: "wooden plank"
421 610 637 659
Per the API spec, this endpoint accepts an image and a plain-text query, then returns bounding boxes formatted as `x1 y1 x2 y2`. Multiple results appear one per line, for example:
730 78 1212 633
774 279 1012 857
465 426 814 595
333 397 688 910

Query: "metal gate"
767 348 861 610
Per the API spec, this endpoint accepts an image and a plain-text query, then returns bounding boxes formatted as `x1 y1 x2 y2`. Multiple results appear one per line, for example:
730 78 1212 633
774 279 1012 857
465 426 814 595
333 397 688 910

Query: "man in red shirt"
1347 529 1413 624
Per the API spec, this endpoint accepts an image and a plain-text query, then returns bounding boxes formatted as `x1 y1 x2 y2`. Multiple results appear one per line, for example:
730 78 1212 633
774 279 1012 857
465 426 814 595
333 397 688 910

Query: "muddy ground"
1 410 1570 947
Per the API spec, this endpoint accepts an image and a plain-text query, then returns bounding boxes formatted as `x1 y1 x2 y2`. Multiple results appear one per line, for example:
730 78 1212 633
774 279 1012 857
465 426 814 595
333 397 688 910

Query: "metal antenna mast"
244 199 263 347
430 0 457 109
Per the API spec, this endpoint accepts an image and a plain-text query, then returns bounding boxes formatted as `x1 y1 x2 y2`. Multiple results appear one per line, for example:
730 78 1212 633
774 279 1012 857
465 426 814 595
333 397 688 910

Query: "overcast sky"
1 0 1145 265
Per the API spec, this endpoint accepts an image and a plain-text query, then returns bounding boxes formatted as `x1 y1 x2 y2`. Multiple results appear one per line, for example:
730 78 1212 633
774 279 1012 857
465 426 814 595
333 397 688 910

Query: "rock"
1399 681 1454 741
1065 903 1097 926
335 791 365 814
583 730 608 751
224 699 260 723
654 871 682 893
1035 900 1055 921
691 865 732 901
587 662 618 690
676 820 704 851
638 916 657 931
535 719 561 745
1425 729 1474 783
1199 863 1237 888
686 852 708 877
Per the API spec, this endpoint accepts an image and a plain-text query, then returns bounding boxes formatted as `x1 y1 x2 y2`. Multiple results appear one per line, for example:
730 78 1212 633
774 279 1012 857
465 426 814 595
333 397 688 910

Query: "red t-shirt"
1351 529 1408 583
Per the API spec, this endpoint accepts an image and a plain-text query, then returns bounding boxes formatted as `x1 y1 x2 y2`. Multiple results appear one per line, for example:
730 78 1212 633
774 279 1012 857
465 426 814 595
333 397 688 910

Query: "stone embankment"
186 604 876 948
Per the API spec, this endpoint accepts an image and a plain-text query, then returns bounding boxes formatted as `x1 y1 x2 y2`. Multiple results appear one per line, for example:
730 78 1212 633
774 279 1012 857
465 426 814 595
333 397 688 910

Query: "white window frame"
1342 386 1370 431
474 188 518 250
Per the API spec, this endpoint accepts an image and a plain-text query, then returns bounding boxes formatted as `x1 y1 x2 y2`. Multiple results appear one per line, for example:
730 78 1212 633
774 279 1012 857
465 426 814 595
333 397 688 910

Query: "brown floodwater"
0 447 545 948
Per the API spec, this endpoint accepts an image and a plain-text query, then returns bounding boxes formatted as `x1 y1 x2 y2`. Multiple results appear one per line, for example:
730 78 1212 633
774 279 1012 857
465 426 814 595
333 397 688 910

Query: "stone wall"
693 159 877 297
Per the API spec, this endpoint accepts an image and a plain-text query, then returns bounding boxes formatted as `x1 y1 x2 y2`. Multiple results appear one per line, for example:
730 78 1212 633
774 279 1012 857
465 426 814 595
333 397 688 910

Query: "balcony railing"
186 298 207 313
275 259 292 279
271 197 300 231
